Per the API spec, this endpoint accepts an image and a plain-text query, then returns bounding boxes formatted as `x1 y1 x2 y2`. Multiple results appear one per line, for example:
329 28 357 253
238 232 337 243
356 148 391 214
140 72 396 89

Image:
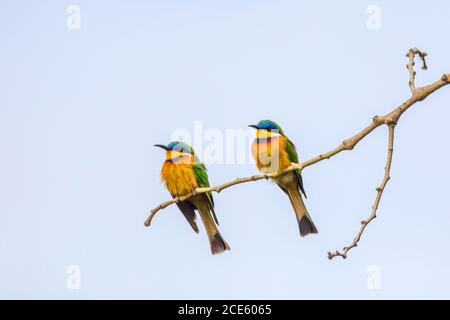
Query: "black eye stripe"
171 147 192 154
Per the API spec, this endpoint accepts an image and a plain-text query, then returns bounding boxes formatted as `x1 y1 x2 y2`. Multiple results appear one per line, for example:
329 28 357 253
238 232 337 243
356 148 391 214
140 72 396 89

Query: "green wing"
285 138 299 164
284 137 307 198
192 162 219 224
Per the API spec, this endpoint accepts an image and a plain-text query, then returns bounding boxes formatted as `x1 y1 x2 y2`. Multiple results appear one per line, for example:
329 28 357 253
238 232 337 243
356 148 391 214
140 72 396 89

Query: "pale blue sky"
1 1 450 299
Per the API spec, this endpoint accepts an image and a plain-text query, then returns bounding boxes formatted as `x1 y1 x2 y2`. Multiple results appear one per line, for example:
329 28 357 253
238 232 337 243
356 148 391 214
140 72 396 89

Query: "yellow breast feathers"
252 134 291 175
160 152 198 197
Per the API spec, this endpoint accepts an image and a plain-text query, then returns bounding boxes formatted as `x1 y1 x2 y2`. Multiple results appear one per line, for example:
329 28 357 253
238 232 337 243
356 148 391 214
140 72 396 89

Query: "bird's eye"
174 148 189 154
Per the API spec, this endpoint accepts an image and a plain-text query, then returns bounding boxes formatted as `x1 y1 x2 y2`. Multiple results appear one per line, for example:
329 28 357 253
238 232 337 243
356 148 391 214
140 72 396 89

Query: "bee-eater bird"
249 120 318 237
154 141 230 255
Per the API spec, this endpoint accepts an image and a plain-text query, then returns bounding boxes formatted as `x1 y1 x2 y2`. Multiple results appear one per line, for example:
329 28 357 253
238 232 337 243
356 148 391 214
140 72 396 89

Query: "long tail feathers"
194 199 230 255
210 232 231 255
287 187 318 237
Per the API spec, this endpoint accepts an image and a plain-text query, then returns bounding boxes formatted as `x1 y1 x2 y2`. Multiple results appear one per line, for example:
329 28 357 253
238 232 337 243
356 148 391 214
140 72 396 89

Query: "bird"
154 141 230 255
249 120 318 237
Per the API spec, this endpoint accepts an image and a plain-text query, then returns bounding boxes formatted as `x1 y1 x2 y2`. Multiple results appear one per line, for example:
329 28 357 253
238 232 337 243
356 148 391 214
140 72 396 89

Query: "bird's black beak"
154 144 170 151
248 124 260 130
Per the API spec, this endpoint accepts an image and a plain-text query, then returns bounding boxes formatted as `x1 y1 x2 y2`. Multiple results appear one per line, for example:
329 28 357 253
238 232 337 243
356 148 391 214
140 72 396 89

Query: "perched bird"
249 120 318 237
154 141 230 254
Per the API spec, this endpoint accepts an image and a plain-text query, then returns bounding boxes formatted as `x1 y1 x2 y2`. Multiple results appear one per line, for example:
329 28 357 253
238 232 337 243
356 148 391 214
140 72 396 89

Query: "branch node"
342 140 354 150
442 74 449 83
385 118 398 126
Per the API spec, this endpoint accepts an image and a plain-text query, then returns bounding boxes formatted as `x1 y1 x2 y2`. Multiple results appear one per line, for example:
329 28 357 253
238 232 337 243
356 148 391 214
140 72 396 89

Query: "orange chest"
160 161 198 197
251 137 291 174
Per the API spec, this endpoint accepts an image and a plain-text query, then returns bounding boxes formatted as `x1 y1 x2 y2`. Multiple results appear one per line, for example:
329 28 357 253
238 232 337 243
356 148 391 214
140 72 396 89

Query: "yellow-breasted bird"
249 120 318 237
154 141 230 255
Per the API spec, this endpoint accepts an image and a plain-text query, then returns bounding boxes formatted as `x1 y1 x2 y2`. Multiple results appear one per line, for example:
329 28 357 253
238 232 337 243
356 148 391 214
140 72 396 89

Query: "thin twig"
328 124 396 259
407 48 428 93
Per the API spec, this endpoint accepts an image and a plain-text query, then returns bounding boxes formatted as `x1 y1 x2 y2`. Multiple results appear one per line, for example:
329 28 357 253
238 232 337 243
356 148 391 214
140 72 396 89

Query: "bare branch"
328 124 396 260
407 48 428 93
145 48 449 259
